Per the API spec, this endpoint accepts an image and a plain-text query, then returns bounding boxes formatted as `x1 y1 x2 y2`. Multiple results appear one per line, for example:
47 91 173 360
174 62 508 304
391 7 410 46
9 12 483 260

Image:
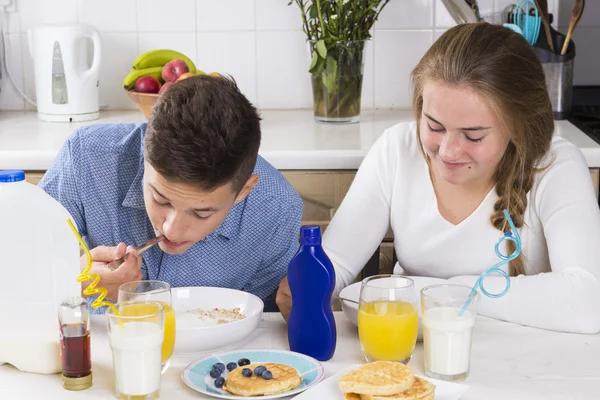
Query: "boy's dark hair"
144 75 262 193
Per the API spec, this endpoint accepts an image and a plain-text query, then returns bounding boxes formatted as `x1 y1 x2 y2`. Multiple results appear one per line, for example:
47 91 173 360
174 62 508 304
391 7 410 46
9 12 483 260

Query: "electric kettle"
28 23 101 122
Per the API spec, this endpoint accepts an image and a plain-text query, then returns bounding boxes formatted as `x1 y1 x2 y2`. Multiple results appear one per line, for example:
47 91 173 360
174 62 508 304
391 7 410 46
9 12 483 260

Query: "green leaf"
323 55 338 93
309 51 325 75
316 40 327 58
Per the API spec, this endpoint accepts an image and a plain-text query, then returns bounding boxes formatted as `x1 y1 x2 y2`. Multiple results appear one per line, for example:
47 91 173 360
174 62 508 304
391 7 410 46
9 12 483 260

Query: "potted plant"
289 0 390 124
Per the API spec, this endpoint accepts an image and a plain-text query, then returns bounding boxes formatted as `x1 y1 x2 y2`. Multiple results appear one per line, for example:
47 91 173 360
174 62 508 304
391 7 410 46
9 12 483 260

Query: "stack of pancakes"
338 361 435 400
223 362 302 396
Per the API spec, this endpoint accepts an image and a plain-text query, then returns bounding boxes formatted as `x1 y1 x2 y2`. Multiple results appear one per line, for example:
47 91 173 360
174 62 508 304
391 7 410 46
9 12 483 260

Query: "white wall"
1 0 566 111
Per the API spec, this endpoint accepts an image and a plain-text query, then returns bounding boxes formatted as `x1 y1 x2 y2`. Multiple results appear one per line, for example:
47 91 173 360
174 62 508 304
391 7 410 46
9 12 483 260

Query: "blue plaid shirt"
40 123 303 313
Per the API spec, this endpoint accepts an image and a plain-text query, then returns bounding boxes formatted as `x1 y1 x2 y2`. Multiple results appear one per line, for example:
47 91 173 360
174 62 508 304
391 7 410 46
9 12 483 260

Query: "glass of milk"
421 284 478 382
107 301 165 400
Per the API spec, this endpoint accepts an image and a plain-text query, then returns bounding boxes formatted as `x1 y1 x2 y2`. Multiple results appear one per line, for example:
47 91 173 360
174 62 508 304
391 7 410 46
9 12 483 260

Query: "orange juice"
358 301 418 362
119 301 176 364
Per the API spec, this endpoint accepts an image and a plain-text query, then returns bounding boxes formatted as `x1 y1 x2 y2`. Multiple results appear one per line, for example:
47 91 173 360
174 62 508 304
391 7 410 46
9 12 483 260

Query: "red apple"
162 59 190 82
158 81 173 95
134 76 161 94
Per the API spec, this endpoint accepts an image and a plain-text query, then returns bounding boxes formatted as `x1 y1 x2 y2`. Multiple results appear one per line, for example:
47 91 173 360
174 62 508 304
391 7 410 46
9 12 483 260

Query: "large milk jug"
0 170 81 374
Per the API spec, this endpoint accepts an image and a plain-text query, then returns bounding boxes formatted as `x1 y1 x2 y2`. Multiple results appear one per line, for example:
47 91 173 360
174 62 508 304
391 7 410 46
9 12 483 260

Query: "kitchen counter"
1 109 600 170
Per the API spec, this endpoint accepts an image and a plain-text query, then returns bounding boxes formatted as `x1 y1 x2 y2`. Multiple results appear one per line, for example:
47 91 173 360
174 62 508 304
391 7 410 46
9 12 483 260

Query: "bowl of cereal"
172 287 264 354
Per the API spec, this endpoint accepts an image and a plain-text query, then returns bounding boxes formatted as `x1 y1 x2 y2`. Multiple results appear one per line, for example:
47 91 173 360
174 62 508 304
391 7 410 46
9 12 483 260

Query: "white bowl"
338 282 361 327
172 286 263 354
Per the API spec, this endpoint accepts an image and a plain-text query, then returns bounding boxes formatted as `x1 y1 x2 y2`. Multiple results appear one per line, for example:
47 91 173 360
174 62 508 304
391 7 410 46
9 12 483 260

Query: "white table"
1 312 599 399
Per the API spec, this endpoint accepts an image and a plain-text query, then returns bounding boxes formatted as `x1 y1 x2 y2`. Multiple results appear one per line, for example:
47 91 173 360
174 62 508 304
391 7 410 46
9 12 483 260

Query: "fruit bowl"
172 286 264 354
124 89 159 120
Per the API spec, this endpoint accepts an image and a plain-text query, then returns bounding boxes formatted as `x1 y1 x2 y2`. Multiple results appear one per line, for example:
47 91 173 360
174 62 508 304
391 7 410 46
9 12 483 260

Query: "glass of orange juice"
118 280 175 374
358 274 418 364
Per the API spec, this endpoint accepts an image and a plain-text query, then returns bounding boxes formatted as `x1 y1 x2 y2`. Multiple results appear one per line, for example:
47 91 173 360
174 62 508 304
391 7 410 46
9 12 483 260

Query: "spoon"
534 0 554 52
106 235 166 271
560 0 585 55
339 296 359 305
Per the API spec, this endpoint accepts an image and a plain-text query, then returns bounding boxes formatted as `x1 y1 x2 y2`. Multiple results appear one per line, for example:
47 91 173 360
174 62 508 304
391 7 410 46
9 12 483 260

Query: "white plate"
292 364 469 400
181 349 325 399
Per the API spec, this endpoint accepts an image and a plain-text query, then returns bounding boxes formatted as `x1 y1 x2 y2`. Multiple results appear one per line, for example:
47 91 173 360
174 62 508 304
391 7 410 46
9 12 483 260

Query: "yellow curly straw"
67 218 118 316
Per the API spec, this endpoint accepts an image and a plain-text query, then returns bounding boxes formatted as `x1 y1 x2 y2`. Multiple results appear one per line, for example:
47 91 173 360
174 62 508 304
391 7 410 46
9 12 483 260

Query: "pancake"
223 362 302 396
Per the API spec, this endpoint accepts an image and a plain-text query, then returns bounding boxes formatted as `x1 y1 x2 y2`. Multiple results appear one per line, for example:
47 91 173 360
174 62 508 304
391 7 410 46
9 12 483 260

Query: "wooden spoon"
560 0 585 55
534 0 554 52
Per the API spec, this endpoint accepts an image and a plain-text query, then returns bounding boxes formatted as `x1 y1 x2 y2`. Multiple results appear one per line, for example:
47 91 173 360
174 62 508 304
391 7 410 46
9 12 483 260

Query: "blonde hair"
411 22 554 276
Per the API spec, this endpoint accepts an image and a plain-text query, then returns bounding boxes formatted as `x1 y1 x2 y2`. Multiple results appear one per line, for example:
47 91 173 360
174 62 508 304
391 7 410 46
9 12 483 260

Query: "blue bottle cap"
300 225 322 246
0 170 25 183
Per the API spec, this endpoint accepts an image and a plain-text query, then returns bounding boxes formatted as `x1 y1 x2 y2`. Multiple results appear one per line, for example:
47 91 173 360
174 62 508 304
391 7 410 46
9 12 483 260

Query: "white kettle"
28 23 101 122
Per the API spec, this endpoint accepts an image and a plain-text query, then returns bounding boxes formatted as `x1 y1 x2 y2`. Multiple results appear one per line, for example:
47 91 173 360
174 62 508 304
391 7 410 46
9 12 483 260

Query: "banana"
122 66 163 90
132 49 197 74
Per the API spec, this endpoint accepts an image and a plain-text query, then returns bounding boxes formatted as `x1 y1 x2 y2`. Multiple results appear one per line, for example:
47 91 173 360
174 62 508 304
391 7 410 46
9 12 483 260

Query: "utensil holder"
533 28 576 120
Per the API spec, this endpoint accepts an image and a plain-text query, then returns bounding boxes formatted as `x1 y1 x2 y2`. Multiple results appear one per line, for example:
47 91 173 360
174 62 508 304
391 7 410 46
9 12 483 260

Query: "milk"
108 322 163 397
422 306 476 379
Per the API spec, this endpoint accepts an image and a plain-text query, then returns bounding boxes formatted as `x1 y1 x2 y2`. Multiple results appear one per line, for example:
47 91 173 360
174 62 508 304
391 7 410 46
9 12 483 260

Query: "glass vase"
308 40 366 124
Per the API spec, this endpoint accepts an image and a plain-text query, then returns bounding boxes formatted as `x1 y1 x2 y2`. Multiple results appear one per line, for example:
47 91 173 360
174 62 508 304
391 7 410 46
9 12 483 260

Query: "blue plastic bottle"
287 225 337 361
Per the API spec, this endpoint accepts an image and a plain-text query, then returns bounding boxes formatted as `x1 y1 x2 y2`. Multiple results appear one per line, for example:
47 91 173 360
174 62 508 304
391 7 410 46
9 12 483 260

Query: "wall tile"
196 0 255 31
256 30 312 108
374 30 432 108
19 0 78 33
256 0 300 31
79 0 137 32
138 0 196 32
196 31 256 103
0 33 24 110
377 0 433 29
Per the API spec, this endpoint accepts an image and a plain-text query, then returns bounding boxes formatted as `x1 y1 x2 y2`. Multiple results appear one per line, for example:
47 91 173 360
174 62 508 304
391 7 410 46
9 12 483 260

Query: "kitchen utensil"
338 295 358 305
464 0 482 21
503 23 524 35
560 0 585 55
534 32 577 120
513 0 541 45
458 210 521 316
441 0 479 24
535 0 555 52
27 23 101 122
106 235 165 271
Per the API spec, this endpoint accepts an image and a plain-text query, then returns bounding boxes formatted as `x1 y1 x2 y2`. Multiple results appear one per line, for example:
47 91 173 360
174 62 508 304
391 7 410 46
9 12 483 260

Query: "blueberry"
262 370 273 380
254 365 267 376
214 377 225 388
209 368 221 378
226 362 238 372
242 368 253 377
238 358 251 366
213 363 225 372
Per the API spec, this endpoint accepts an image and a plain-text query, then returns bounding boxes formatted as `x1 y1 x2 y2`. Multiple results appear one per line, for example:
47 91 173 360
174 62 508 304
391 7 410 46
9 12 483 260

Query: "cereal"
186 307 246 325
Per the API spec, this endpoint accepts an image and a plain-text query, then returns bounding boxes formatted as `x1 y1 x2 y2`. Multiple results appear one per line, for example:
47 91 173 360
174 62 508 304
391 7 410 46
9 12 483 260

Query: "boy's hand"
79 243 142 302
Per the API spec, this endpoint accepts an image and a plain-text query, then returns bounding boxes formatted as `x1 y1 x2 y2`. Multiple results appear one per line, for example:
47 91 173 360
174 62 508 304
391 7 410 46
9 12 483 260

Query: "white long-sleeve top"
323 121 600 334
